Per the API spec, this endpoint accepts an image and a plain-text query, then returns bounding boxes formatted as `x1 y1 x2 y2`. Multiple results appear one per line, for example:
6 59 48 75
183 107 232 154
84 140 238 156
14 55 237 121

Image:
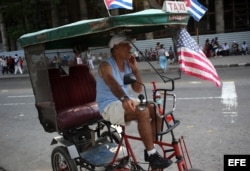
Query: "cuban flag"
184 0 207 22
104 0 133 10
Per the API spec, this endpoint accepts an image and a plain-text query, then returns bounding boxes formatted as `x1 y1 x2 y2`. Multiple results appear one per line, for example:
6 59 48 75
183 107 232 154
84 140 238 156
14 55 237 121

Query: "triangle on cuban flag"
104 0 133 10
185 0 192 7
104 0 113 8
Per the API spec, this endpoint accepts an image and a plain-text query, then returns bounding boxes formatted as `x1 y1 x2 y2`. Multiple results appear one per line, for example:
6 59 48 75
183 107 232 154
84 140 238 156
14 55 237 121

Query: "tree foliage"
0 0 162 50
0 0 61 41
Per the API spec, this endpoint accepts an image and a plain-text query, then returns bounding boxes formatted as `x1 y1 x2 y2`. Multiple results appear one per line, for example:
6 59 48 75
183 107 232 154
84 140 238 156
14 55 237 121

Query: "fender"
51 136 79 159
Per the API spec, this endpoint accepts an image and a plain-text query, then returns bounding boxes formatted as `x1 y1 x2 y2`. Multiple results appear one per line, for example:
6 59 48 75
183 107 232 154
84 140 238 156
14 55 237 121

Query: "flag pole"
103 1 112 17
107 9 112 17
196 22 199 45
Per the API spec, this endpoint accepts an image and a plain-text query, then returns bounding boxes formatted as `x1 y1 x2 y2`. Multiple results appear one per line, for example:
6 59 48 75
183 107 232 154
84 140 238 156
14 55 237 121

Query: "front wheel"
51 146 78 171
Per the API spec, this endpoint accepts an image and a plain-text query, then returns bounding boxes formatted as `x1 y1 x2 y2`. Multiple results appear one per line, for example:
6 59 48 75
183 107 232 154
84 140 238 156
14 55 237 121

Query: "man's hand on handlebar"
122 98 136 112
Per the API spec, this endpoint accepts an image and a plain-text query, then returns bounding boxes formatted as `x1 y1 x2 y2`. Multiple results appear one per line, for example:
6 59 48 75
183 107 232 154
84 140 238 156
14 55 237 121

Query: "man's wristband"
120 95 129 102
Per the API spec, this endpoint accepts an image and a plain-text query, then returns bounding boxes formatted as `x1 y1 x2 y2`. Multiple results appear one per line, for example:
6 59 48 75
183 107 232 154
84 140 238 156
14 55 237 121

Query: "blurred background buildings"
0 0 249 52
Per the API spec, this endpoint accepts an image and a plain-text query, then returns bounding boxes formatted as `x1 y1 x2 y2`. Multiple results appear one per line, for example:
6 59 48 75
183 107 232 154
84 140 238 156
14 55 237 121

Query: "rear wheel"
51 146 78 171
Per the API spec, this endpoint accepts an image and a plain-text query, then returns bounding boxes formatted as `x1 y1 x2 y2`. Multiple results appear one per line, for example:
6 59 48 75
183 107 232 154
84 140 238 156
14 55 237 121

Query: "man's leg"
14 66 17 74
19 66 23 74
148 104 162 140
105 102 172 169
91 60 95 69
125 107 173 169
125 107 154 150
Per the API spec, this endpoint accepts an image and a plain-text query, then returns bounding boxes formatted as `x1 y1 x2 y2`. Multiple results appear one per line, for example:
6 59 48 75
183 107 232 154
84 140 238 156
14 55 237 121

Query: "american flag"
177 28 221 87
184 0 207 22
104 0 133 10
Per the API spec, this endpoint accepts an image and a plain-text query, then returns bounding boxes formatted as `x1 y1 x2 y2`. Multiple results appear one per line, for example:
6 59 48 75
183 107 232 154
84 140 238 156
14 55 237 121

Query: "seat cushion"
57 102 103 130
48 66 102 132
50 75 73 111
69 65 96 103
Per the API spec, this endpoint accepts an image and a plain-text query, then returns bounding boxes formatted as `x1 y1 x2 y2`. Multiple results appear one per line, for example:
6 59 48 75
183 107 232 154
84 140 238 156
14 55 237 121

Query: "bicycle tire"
51 146 78 171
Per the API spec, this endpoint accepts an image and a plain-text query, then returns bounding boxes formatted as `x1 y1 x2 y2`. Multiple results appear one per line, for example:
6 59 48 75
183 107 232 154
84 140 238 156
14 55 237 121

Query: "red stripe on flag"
179 48 215 69
178 49 219 78
178 47 221 87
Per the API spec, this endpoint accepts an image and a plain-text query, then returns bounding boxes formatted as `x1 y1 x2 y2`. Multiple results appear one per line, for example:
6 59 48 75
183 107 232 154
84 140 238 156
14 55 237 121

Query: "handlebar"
153 90 176 118
151 81 180 137
152 78 175 92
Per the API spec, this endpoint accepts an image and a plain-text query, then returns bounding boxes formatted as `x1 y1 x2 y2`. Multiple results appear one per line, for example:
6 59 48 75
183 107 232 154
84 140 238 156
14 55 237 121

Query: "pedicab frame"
18 8 198 171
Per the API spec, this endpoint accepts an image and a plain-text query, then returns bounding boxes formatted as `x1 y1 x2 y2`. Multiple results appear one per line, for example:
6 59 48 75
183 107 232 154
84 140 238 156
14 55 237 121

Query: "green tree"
0 0 60 51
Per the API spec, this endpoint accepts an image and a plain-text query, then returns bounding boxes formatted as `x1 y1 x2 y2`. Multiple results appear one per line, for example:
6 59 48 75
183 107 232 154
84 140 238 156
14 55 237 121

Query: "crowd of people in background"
0 54 25 75
1 38 248 76
203 37 248 58
47 42 178 71
72 50 109 70
132 42 176 73
135 44 175 63
65 42 176 74
0 50 109 76
49 50 109 70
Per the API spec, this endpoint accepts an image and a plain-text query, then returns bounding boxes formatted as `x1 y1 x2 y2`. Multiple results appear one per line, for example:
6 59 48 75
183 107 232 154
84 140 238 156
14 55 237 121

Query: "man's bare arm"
99 62 127 98
127 55 143 93
99 62 136 112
